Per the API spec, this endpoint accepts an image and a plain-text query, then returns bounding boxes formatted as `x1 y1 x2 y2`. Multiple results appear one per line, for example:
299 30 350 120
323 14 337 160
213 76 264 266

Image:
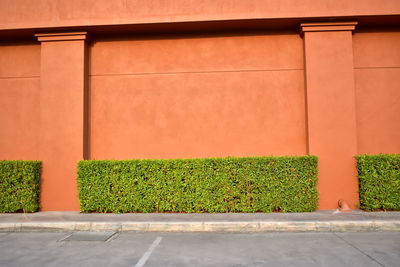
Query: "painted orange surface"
0 44 40 160
353 32 400 69
0 79 40 160
91 34 303 75
1 0 399 30
38 39 86 211
0 44 40 78
91 71 306 159
355 69 400 154
90 34 306 159
354 32 400 154
303 28 359 210
1 1 399 211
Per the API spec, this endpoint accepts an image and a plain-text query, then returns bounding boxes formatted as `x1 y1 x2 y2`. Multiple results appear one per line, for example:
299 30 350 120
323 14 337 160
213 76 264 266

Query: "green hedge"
77 156 318 213
0 161 41 213
356 154 400 211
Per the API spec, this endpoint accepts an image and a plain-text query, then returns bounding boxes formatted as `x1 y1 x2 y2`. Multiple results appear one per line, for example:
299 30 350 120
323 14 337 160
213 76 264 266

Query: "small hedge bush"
356 154 400 211
0 161 41 213
78 156 318 213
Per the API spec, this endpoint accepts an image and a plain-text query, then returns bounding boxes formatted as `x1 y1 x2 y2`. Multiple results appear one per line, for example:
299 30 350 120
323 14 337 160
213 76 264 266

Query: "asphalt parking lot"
0 232 399 267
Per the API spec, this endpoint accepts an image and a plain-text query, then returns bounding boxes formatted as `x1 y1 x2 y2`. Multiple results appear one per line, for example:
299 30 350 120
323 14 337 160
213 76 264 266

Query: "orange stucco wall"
353 32 400 154
0 43 40 160
0 0 399 211
1 0 399 30
89 34 306 159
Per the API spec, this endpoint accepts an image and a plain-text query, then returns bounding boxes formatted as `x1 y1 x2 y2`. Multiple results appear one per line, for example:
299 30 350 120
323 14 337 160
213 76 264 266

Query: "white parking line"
134 236 163 267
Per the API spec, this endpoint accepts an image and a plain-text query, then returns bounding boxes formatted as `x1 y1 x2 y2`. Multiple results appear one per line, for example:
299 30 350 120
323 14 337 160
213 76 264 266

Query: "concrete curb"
1 220 400 232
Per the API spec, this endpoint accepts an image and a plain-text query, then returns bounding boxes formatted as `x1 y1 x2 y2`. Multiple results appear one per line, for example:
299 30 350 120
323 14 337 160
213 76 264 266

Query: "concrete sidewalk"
1 210 399 232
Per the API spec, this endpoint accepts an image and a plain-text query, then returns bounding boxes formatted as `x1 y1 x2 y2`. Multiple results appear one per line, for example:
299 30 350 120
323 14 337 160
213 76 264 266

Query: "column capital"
300 22 357 36
35 32 88 42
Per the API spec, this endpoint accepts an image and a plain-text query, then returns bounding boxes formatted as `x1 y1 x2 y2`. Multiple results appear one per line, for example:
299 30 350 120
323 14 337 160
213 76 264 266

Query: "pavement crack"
333 233 386 267
58 232 73 242
105 232 120 242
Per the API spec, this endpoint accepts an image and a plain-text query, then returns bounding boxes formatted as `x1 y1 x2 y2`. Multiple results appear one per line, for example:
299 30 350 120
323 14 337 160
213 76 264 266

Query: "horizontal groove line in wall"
354 66 400 70
89 68 304 77
0 76 40 79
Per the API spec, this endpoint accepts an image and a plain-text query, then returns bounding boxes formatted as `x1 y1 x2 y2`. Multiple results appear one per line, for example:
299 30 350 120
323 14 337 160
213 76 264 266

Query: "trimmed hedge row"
0 161 41 213
77 156 318 213
356 154 400 211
